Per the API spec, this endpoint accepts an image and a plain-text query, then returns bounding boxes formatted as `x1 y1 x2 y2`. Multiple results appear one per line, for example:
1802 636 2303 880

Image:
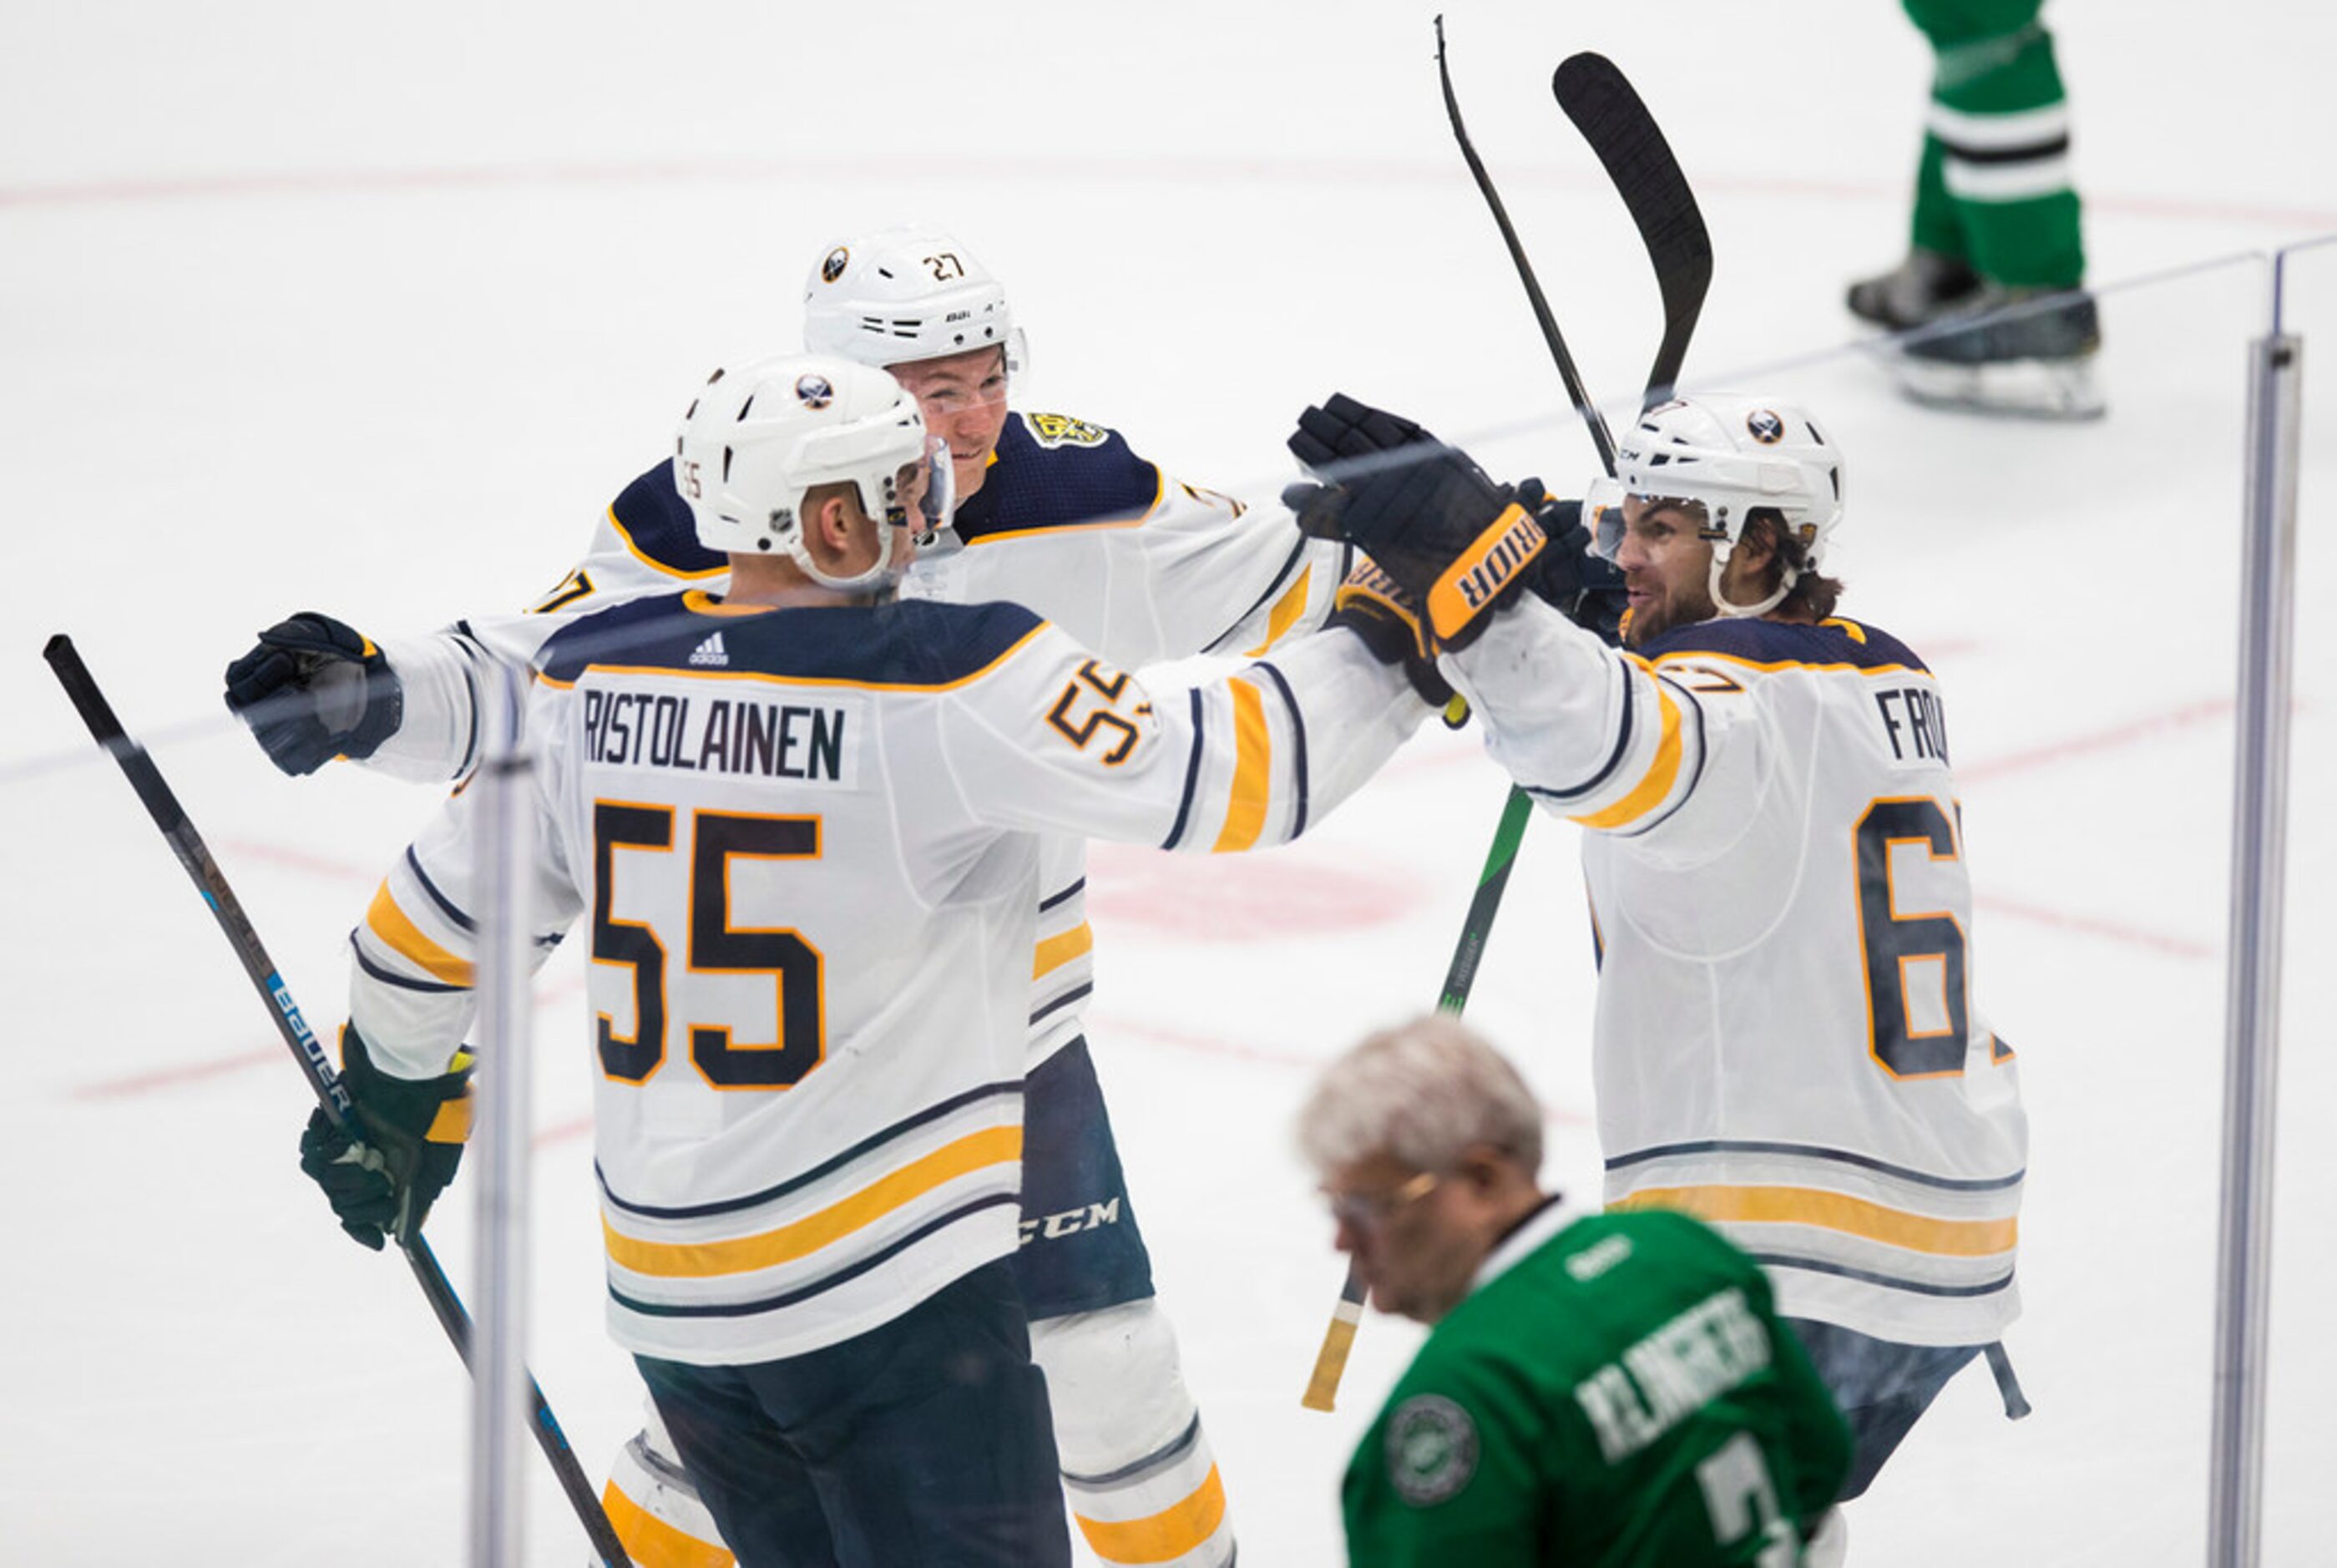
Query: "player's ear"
811 491 859 558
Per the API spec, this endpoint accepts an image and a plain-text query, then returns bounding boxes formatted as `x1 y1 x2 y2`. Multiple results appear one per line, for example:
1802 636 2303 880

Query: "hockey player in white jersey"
233 227 1371 1567
1282 391 2029 1555
296 355 1429 1566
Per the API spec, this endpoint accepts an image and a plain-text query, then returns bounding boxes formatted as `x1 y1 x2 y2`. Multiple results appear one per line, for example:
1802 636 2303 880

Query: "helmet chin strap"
1707 547 1798 620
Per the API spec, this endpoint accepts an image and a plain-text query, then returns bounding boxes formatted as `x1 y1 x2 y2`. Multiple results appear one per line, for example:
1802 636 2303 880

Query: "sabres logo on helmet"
795 373 834 409
1745 407 1786 444
820 247 849 285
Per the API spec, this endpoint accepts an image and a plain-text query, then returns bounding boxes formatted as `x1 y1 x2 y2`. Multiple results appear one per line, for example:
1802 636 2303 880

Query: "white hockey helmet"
672 353 953 592
801 225 1027 374
1596 394 1845 617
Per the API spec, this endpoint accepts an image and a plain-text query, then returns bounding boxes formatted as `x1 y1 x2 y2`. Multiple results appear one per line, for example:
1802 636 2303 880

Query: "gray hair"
1296 1014 1544 1178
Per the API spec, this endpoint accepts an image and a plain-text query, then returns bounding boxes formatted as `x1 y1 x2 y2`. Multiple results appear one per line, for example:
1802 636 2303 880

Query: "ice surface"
3 2 2333 1562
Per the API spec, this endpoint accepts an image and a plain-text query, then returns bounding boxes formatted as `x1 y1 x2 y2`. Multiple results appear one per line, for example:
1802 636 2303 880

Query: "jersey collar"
1469 1194 1576 1296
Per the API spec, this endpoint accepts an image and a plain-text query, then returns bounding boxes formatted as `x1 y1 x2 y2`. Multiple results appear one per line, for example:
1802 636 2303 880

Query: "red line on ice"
5 157 2331 233
1972 894 2214 962
1960 697 2231 782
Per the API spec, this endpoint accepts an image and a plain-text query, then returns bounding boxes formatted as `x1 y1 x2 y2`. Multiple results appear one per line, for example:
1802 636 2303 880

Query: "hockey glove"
1514 483 1630 648
222 612 404 776
1287 393 1545 650
297 1024 473 1251
1326 556 1454 709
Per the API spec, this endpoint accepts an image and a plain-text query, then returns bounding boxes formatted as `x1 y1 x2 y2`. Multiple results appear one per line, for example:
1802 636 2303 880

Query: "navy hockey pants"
637 1260 1070 1568
1786 1317 2021 1500
1014 1035 1157 1318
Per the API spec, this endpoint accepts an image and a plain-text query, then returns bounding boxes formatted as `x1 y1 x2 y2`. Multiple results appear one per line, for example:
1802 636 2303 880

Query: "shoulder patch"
1024 412 1109 448
951 414 1162 544
1384 1394 1479 1507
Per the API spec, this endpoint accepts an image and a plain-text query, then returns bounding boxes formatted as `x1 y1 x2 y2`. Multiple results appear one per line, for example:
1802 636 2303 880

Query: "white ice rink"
5 1 2334 1561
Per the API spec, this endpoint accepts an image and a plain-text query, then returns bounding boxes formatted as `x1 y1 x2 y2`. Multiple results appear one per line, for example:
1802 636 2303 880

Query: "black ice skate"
1846 250 1982 330
1893 286 2105 420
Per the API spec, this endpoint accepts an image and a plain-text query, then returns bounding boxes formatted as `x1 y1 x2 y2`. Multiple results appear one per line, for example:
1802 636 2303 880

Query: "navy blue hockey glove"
1324 557 1454 710
297 1024 472 1251
222 612 404 776
1287 394 1545 650
1512 483 1629 648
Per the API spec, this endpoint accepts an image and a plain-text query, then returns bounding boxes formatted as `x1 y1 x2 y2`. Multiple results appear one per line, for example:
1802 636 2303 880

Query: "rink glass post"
470 664 536 1568
2206 263 2303 1568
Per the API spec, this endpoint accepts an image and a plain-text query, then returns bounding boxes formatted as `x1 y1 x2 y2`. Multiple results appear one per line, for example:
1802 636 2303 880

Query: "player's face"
883 459 925 570
1614 495 1718 647
1323 1155 1484 1325
888 346 1010 503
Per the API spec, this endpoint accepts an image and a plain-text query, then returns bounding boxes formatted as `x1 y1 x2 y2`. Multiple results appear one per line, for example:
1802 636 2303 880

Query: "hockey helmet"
1595 393 1844 617
673 353 953 592
802 225 1027 376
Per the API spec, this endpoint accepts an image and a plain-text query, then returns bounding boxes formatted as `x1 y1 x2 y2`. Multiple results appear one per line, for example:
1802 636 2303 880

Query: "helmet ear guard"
674 353 938 593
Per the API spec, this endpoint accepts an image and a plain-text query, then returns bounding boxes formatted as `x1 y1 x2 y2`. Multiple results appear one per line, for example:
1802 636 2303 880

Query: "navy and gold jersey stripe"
603 1124 1024 1278
1609 1184 2016 1259
1608 1138 2026 1192
538 594 1045 691
609 1193 1021 1320
606 460 726 580
1749 1253 2016 1300
599 1080 1024 1222
1636 615 1930 675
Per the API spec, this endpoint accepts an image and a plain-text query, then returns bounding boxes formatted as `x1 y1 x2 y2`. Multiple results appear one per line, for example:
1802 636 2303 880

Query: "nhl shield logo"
1745 407 1786 444
821 246 850 284
796 373 834 409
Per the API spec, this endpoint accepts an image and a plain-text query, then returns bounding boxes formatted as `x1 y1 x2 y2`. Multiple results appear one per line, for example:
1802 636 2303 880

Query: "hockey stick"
1298 25 1712 1414
1551 51 1713 412
1299 790 1532 1411
41 635 635 1568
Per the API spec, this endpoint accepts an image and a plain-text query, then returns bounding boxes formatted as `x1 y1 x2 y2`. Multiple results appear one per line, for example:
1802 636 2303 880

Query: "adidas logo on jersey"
688 632 729 668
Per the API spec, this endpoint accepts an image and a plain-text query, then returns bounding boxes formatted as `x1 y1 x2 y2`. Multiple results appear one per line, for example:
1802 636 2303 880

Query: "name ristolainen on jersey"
580 685 861 785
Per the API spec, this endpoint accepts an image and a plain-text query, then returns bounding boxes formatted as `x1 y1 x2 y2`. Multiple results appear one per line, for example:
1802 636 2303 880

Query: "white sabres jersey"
349 591 1417 1366
362 412 1345 1065
1449 600 2026 1348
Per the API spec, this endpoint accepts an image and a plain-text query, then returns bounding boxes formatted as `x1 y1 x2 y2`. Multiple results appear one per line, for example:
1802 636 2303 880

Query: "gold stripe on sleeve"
1032 922 1095 981
1211 678 1272 852
364 881 475 988
1570 684 1685 832
1242 564 1314 657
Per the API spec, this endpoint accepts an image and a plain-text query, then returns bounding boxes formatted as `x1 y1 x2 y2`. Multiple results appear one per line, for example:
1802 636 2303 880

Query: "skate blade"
1893 354 2106 421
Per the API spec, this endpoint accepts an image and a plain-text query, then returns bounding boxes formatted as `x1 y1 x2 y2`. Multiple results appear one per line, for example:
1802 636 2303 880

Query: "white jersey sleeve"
362 461 726 781
898 411 1348 670
939 620 1424 854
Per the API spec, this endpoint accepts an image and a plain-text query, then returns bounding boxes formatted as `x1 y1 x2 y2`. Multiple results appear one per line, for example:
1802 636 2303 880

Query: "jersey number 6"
1852 797 1970 1079
593 802 826 1089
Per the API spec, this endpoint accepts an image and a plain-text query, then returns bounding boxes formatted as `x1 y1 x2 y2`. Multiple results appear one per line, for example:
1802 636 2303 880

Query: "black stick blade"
1553 53 1713 408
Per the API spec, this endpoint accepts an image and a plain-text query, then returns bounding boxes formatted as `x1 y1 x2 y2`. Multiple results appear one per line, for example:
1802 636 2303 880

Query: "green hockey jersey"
1343 1202 1850 1565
